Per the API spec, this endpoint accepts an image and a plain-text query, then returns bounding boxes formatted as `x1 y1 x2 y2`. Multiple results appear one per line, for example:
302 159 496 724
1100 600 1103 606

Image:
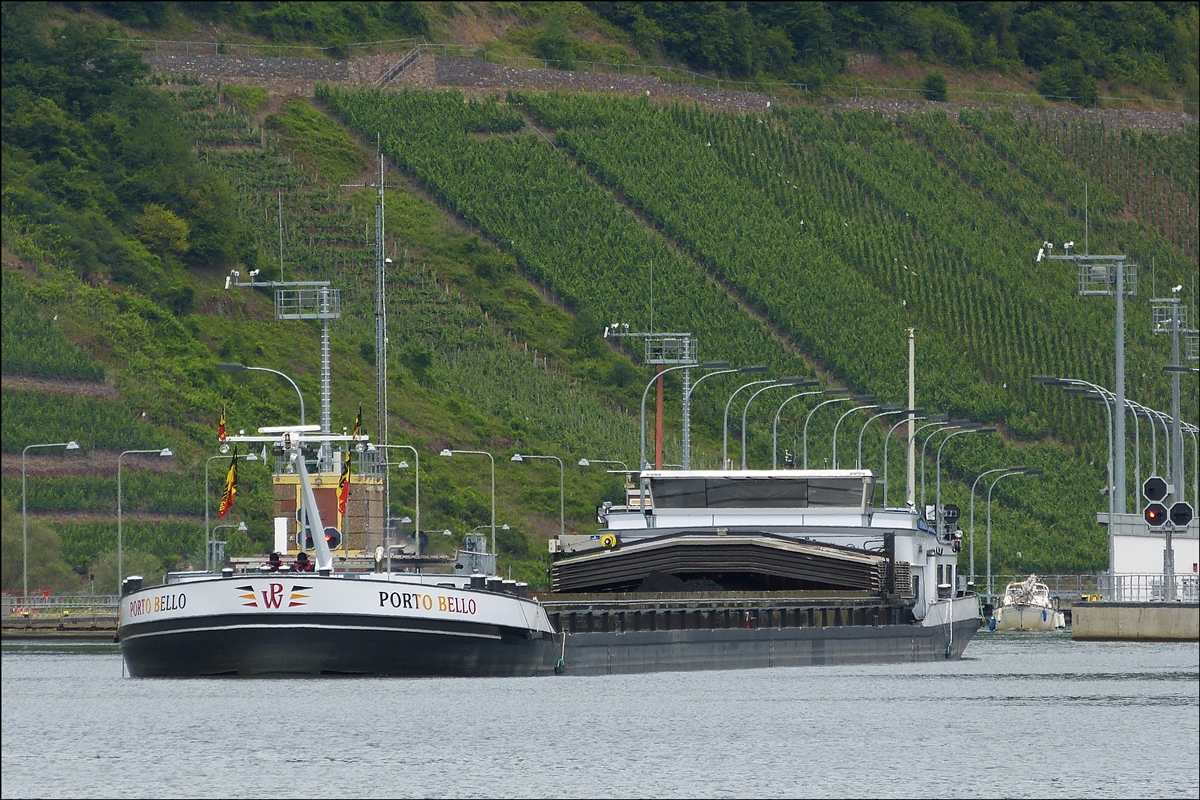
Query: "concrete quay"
1072 601 1199 641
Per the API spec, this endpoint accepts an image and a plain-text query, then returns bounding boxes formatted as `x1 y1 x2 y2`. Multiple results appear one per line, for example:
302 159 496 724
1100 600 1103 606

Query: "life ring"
600 533 618 549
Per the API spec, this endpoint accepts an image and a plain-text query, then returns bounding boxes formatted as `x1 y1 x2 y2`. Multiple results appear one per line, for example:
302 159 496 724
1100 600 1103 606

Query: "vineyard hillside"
2 6 1197 593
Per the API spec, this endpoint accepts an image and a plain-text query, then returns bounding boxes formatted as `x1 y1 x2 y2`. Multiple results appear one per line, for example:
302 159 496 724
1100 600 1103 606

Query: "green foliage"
0 387 165 453
591 2 1197 95
223 85 269 117
922 71 948 102
1 268 105 380
0 6 248 291
0 498 81 593
266 98 368 187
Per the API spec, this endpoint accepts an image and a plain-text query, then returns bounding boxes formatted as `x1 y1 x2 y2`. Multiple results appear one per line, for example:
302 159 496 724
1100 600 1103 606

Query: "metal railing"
1098 573 1200 603
109 37 424 59
4 595 120 618
988 574 1103 599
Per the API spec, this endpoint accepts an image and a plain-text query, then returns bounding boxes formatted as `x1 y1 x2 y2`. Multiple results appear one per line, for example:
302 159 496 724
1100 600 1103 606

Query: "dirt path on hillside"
1 375 118 398
1 450 185 477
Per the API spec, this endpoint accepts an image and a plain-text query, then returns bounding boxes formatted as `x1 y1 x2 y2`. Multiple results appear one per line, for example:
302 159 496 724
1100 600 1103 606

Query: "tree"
134 204 190 258
922 71 948 102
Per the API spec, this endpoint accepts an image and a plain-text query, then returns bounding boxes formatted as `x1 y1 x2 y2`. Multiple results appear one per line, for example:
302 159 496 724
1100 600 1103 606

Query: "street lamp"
205 450 257 572
1034 376 1115 575
832 401 897 469
440 448 494 555
772 388 849 469
882 414 945 507
372 444 420 556
969 466 1026 586
987 469 1040 601
741 379 814 469
22 441 80 599
641 362 729 471
935 426 995 536
856 406 911 470
216 363 306 425
682 366 766 468
722 378 775 469
919 421 974 511
803 395 874 468
118 448 173 593
579 458 629 471
210 521 247 566
512 453 564 537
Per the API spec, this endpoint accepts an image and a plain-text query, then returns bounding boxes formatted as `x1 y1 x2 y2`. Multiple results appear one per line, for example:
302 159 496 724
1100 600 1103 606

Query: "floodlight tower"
227 274 341 468
1044 246 1135 515
605 325 697 468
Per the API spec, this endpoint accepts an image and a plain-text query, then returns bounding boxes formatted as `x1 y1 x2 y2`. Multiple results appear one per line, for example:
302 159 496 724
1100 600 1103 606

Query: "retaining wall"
1072 602 1200 640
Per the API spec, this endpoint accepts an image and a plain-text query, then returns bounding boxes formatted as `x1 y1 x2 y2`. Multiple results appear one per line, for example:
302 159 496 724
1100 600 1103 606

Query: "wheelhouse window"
648 476 866 509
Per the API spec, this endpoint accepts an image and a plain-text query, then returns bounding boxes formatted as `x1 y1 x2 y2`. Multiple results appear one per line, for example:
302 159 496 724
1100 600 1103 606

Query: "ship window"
648 476 866 509
912 575 920 601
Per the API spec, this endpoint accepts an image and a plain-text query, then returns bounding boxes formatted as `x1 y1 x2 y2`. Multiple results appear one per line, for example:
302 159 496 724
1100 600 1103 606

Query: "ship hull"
118 576 558 677
121 614 557 677
993 603 1063 631
556 616 979 675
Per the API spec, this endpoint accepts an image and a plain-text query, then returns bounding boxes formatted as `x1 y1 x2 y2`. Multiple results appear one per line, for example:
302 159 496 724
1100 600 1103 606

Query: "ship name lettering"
438 596 477 615
129 593 185 618
379 591 430 610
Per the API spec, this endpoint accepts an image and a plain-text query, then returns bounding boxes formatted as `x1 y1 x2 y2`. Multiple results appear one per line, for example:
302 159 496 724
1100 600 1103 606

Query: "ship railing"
991 574 1103 599
1097 573 1200 603
4 595 120 618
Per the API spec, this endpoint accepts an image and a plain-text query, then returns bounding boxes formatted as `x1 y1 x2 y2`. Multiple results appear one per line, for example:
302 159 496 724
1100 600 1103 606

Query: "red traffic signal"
1144 503 1169 527
1169 502 1194 528
1143 476 1169 502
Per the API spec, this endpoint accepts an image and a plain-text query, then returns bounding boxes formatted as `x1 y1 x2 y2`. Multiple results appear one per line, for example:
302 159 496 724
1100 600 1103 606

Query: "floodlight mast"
1045 250 1130 515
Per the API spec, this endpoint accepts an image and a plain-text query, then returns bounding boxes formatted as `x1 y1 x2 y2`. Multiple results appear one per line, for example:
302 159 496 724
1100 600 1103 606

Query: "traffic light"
1144 502 1169 527
942 504 961 525
1169 502 1194 528
1143 476 1169 502
323 526 342 550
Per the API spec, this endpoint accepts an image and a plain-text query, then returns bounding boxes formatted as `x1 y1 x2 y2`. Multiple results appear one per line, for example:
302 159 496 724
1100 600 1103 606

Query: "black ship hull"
120 613 558 677
556 616 980 676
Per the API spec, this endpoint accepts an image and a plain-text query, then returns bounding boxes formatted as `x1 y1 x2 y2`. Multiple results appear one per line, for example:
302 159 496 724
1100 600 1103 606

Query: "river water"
2 631 1196 799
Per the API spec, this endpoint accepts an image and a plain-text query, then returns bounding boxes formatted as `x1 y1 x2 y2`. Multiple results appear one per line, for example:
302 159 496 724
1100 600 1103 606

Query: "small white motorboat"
992 574 1065 631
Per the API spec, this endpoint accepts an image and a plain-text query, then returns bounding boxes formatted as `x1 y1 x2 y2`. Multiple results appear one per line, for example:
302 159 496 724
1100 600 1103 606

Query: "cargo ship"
118 425 558 677
541 468 980 674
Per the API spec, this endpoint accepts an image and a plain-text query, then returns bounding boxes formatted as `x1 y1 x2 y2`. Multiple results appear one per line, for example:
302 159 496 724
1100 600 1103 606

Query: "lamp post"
935 426 995 536
722 379 775 469
803 395 874 468
919 421 972 511
969 466 1026 586
216 363 306 425
118 448 173 593
209 521 246 567
883 414 942 507
642 362 728 471
773 389 846 469
832 402 895 469
856 406 910 471
578 458 629 471
512 453 564 537
440 449 494 555
1034 376 1115 576
373 444 420 556
22 441 80 599
987 469 1039 601
741 379 813 469
682 365 766 468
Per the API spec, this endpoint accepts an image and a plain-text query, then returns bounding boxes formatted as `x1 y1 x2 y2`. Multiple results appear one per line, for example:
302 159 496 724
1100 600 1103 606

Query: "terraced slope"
320 84 1197 573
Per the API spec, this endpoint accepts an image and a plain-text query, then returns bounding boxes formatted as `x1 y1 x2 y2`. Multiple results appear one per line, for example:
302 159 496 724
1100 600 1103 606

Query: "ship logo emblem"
236 584 310 609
